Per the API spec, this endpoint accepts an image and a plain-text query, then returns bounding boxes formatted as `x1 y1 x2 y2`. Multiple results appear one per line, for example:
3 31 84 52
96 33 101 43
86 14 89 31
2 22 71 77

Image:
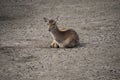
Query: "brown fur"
43 17 79 48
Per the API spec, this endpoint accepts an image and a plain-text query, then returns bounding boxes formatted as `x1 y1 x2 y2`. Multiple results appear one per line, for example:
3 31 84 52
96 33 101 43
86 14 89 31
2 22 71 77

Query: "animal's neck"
51 25 60 33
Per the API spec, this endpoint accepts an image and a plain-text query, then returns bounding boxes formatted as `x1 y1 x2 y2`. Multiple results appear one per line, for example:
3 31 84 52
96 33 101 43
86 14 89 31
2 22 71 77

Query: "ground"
0 0 120 80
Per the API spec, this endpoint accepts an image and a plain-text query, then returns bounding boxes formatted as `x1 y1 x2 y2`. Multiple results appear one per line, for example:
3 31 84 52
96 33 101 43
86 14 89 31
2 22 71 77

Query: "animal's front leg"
50 40 59 48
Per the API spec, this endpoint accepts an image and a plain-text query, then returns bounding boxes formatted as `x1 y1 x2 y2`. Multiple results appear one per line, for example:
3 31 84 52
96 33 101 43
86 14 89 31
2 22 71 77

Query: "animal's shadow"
78 43 88 47
0 16 15 21
49 43 88 49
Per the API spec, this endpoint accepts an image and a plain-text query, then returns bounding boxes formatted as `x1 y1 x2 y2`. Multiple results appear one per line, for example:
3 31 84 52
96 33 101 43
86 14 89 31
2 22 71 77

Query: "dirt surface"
0 0 120 80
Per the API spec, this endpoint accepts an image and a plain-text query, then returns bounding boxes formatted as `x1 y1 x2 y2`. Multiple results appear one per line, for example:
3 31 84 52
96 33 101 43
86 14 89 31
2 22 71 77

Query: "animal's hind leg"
61 39 75 48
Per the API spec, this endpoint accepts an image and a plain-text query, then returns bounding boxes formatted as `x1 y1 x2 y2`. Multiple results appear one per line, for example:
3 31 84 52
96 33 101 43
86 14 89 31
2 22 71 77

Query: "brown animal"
43 17 79 48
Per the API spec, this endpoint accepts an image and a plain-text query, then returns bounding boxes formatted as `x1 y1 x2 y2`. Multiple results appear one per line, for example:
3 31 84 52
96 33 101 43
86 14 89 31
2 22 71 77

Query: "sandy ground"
0 0 120 80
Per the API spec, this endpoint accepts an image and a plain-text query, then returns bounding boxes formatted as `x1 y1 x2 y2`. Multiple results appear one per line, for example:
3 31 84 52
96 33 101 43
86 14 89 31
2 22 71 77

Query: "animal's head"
43 16 59 32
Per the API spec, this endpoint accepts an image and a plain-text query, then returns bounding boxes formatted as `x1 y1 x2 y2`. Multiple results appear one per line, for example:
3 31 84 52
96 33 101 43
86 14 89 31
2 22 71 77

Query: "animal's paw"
50 43 59 48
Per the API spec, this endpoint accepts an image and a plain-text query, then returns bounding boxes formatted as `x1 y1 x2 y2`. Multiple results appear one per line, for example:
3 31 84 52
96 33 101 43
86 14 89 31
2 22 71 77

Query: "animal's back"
58 27 69 31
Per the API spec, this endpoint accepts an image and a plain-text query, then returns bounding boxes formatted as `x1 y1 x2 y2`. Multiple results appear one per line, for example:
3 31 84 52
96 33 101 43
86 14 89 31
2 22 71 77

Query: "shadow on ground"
0 16 15 21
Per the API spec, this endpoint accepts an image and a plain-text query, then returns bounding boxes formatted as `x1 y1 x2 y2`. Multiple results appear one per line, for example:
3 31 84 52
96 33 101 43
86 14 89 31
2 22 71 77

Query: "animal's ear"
56 16 59 21
43 17 48 22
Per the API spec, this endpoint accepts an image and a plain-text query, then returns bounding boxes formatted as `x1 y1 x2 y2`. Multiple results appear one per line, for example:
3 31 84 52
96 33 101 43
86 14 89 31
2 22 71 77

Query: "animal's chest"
50 32 55 39
50 32 63 42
